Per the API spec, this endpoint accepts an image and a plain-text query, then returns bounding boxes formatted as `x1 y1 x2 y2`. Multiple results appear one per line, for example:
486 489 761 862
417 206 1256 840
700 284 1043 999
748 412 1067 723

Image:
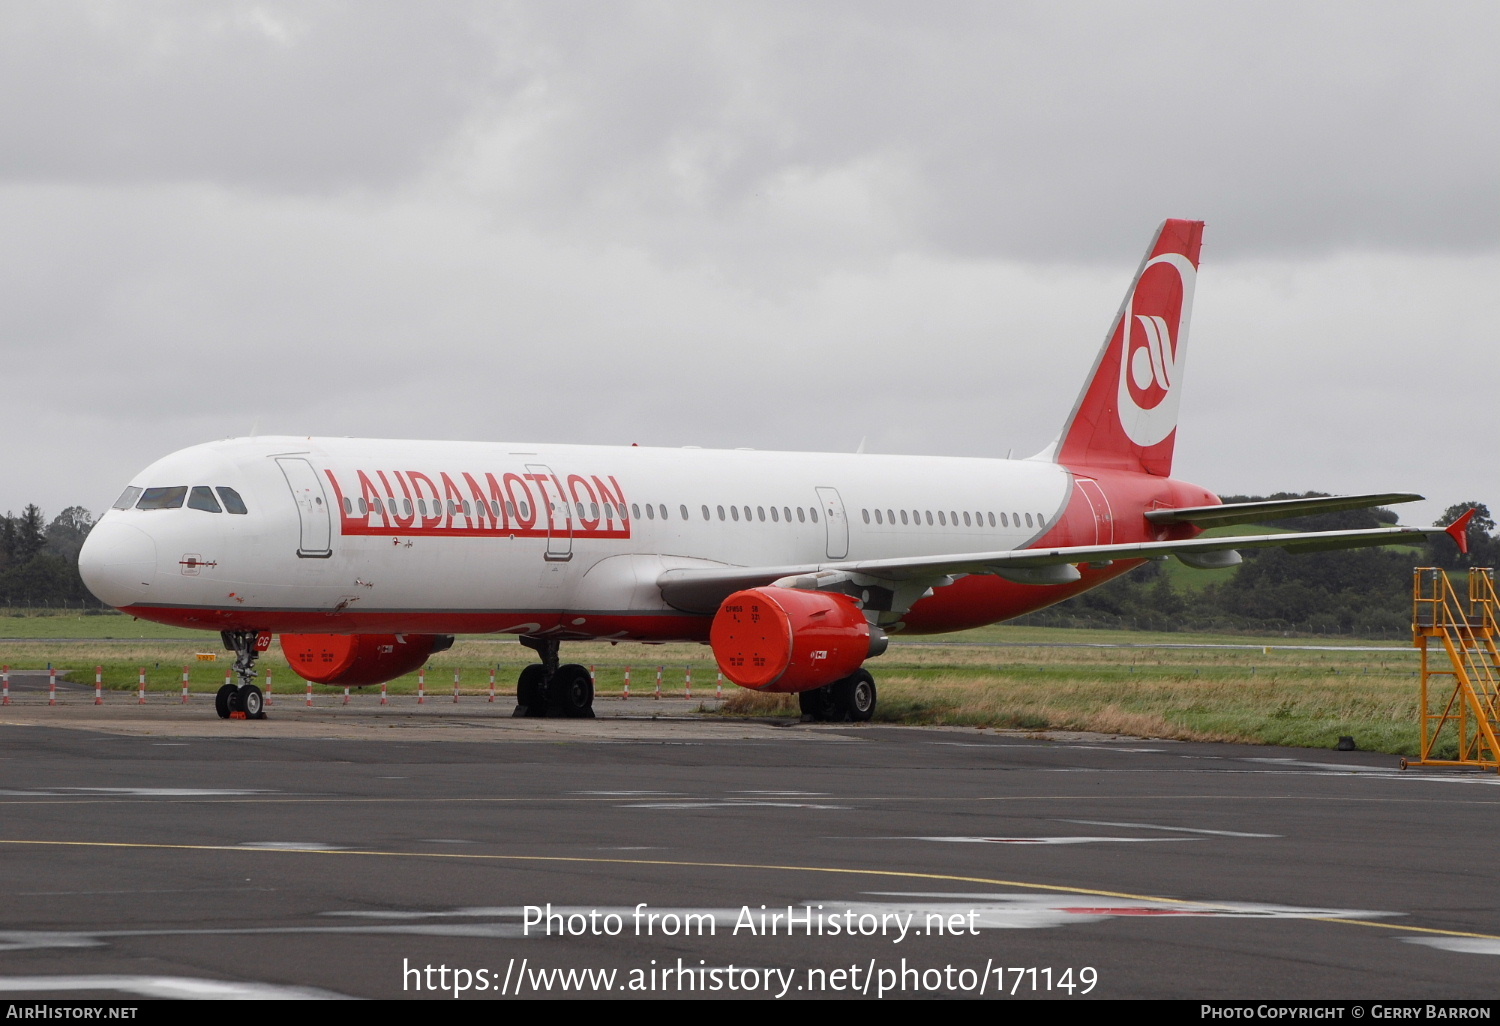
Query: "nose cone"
79 520 158 608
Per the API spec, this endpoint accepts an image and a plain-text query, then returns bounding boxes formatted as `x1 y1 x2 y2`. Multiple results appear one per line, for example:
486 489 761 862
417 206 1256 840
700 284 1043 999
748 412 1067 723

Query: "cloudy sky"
4 1 1496 528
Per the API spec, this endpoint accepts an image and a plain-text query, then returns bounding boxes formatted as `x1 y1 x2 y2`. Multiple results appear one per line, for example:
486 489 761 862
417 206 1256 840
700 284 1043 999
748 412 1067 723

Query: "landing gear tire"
798 686 834 722
215 684 236 720
514 665 547 718
240 684 265 720
831 669 876 723
549 664 595 719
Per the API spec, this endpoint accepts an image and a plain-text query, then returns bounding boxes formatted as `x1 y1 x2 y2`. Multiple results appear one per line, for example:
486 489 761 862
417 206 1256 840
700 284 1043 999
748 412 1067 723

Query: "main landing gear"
797 668 877 723
216 629 267 720
512 637 595 719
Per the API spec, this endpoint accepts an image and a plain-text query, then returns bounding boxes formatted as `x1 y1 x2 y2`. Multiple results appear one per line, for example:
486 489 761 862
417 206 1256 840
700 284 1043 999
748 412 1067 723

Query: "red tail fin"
1055 219 1204 477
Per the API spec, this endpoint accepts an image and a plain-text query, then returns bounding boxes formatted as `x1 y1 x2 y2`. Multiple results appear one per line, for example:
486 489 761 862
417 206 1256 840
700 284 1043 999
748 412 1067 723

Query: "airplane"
76 219 1473 721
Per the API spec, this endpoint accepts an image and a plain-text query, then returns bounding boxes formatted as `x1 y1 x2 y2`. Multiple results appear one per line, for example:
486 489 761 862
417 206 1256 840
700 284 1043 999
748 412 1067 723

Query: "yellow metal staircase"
1409 567 1500 771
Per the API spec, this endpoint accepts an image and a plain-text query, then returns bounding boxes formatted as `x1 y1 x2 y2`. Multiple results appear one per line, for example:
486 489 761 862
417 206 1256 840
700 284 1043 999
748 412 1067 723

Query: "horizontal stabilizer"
1144 493 1422 528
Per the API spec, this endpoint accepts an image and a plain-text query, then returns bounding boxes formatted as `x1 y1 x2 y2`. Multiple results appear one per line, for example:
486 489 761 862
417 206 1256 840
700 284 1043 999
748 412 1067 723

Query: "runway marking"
0 787 275 797
238 841 349 851
623 801 851 810
909 835 1196 845
1401 937 1500 955
0 975 349 999
3 837 1499 942
1060 820 1280 838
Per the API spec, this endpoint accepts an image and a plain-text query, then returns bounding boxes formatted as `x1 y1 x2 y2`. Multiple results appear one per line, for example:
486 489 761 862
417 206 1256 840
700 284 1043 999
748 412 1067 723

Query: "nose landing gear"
217 630 268 720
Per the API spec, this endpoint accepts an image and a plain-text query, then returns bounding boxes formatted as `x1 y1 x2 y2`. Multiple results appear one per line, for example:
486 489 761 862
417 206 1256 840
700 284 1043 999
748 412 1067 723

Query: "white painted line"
909 835 1196 845
624 800 851 810
0 975 350 999
237 841 348 851
1061 819 1280 838
1402 937 1500 955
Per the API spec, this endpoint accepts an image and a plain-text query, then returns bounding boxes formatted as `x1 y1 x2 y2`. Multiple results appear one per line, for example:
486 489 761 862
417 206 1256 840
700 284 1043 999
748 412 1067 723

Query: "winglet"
1445 508 1477 555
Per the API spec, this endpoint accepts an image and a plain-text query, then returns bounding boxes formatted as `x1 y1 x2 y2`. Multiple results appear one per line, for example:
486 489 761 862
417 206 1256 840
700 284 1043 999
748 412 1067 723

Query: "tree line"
4 496 1496 636
0 504 98 609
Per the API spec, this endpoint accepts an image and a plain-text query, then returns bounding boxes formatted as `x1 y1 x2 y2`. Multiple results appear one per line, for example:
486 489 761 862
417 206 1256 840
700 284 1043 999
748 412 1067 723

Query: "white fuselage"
81 435 1154 640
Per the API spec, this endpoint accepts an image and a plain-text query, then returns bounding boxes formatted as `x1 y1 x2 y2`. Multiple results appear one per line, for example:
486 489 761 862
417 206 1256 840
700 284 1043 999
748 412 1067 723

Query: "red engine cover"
710 588 870 693
280 633 448 686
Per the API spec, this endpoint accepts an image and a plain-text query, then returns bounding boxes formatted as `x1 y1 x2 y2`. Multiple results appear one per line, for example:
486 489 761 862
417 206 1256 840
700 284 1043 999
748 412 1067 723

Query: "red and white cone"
305 678 313 707
137 667 146 705
623 667 631 700
1 666 9 706
716 671 723 699
452 669 460 704
95 665 104 705
264 671 274 706
488 668 496 703
684 667 692 699
49 667 58 706
654 666 662 700
180 667 190 704
343 686 351 706
417 669 426 705
379 680 388 706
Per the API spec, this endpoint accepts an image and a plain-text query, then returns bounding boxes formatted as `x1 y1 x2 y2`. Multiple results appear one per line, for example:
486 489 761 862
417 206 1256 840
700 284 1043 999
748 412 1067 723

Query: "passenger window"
1025 512 1033 527
861 509 870 524
188 486 221 513
796 507 805 523
783 507 792 523
702 505 710 521
925 510 933 526
216 487 248 515
963 511 971 527
1000 512 1008 527
717 505 726 521
757 506 766 522
938 511 946 526
811 508 818 523
680 505 689 521
988 512 996 527
875 509 883 524
136 486 187 510
646 504 655 520
632 503 641 520
731 506 739 521
659 504 668 520
900 510 908 525
742 505 751 521
519 502 531 519
113 486 143 510
772 507 781 523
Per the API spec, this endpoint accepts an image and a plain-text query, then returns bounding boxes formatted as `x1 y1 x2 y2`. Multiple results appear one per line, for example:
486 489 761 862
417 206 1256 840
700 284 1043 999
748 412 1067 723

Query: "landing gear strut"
217 630 267 720
513 637 595 719
798 668 877 723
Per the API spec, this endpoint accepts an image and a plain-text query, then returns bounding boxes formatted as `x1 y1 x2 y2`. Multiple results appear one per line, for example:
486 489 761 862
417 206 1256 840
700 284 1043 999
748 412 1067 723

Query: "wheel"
550 664 595 718
515 665 547 717
832 669 876 722
240 685 264 719
798 686 834 722
214 684 236 719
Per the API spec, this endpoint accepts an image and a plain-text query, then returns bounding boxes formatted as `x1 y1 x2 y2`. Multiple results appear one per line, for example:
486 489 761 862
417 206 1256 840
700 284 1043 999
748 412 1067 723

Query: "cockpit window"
217 487 248 515
136 486 187 510
188 486 222 513
113 486 143 510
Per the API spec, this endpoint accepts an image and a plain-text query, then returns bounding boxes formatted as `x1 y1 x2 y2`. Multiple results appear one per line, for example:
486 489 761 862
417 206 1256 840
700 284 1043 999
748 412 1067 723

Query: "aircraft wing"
1144 492 1422 528
657 522 1454 615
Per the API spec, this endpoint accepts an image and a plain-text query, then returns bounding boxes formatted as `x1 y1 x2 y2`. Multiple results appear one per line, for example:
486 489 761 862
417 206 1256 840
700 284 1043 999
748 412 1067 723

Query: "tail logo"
1116 252 1196 447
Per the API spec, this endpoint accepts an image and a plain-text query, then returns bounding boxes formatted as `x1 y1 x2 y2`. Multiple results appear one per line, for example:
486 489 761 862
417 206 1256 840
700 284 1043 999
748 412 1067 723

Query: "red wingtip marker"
1445 508 1477 555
